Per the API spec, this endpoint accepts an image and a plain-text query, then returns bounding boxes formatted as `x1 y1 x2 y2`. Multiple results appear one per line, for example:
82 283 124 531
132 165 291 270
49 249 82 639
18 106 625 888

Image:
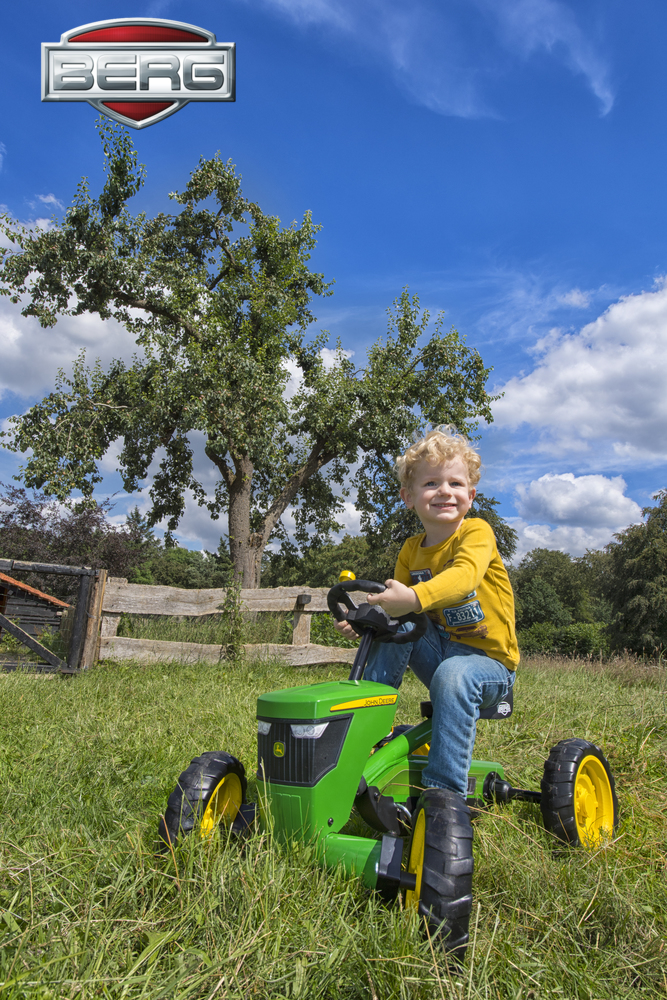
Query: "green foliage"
0 121 499 587
262 533 396 588
129 543 233 589
511 547 589 622
0 487 156 602
518 621 609 657
515 576 572 630
220 578 246 662
557 622 611 657
0 656 665 997
516 621 559 654
600 490 667 654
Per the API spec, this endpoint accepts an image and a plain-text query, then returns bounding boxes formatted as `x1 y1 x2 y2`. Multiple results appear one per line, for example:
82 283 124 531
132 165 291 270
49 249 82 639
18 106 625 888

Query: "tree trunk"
227 455 263 588
217 439 336 589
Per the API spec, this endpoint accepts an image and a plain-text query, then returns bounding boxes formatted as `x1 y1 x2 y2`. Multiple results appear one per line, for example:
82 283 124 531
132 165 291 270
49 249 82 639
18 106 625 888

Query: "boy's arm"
366 540 422 616
411 520 495 613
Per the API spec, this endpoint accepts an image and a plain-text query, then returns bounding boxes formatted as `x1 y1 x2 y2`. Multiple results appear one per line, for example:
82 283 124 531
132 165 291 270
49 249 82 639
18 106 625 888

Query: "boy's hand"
333 619 359 640
366 579 422 617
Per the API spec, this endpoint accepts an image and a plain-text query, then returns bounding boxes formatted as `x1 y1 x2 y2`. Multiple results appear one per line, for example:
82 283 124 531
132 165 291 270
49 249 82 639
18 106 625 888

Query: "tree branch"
205 444 234 489
259 439 336 546
112 289 200 342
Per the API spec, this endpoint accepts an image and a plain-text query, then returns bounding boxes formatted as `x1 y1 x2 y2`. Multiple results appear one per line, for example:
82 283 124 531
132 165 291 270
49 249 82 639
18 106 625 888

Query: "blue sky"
2 0 666 561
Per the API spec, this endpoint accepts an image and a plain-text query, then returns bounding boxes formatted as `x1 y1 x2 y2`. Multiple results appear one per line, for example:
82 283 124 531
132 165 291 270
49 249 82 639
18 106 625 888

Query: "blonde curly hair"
395 427 481 488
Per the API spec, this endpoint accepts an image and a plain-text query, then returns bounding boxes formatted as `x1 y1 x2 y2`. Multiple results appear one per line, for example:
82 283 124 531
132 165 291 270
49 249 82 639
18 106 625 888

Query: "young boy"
335 428 518 799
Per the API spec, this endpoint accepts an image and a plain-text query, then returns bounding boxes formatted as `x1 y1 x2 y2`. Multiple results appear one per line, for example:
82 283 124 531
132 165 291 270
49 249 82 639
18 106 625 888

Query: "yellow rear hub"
574 755 615 846
199 773 243 838
405 809 426 911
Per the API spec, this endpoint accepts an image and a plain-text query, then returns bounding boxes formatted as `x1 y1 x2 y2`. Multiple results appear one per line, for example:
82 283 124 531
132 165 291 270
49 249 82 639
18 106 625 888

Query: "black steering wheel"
327 579 428 645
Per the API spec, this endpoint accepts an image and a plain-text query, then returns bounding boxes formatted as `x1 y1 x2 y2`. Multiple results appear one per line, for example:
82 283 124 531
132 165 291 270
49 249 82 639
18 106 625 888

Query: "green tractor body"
256 676 505 888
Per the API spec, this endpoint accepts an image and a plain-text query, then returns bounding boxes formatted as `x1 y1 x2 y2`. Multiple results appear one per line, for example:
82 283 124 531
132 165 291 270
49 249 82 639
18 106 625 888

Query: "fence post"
81 569 108 669
291 594 312 645
68 571 93 671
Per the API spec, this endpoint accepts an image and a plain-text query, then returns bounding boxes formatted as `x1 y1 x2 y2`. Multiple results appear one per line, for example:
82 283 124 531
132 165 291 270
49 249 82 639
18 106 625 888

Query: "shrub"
517 621 609 657
517 622 558 654
556 622 609 657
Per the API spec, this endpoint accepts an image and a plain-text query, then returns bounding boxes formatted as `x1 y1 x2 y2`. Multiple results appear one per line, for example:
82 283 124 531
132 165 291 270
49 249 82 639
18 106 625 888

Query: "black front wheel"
403 788 474 960
159 751 247 848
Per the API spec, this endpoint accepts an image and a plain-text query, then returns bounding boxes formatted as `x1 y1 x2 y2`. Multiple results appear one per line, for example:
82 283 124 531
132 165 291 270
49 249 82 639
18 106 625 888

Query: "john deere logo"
273 741 285 758
41 18 235 129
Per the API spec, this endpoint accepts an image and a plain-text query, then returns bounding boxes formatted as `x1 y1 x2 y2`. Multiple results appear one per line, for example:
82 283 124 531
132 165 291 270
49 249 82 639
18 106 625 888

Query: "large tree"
1 121 499 587
510 547 589 623
600 490 667 653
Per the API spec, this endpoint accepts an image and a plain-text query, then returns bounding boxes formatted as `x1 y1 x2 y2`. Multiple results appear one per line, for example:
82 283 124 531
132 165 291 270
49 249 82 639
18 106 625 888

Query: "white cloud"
508 471 642 561
254 0 347 29
0 297 139 400
165 491 228 551
510 518 623 561
557 288 590 308
493 282 667 462
145 1 176 15
239 0 611 118
479 0 613 115
35 194 65 212
516 472 641 528
0 143 6 172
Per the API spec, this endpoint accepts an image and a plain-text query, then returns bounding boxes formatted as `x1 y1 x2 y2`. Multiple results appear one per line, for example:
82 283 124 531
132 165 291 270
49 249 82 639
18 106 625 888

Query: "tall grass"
0 653 665 998
116 611 357 648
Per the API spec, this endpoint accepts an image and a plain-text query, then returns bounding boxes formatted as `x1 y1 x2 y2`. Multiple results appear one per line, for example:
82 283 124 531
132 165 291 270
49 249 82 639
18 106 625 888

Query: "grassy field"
0 652 665 999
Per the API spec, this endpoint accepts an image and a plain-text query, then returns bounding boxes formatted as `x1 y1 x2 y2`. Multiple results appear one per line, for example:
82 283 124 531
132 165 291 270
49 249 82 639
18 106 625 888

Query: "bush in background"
518 621 609 657
0 485 153 601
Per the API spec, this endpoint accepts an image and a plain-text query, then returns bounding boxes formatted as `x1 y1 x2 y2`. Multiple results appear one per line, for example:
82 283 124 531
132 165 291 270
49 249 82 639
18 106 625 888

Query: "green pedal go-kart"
159 578 618 959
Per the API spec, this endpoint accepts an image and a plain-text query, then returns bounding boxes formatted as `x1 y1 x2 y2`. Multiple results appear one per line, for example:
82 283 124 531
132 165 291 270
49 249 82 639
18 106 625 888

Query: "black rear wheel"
404 788 474 960
541 738 618 846
159 751 247 848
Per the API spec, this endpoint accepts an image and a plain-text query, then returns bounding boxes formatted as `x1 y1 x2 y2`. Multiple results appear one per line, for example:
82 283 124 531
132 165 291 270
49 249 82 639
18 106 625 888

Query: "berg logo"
41 18 235 129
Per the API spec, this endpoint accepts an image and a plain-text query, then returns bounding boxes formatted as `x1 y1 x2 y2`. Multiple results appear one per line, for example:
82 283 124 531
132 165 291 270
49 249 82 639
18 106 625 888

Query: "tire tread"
540 738 617 846
159 751 246 847
407 787 474 960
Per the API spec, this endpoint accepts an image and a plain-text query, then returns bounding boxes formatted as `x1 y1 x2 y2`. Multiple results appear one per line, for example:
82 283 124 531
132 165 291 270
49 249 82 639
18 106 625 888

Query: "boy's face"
400 457 476 539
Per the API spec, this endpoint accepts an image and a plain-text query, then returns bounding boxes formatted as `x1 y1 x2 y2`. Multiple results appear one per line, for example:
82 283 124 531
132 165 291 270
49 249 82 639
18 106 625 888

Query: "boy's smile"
400 457 476 544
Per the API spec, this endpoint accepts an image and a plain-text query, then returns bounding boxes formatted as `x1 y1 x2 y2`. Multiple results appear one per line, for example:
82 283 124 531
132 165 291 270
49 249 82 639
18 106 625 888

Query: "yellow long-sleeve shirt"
395 518 519 671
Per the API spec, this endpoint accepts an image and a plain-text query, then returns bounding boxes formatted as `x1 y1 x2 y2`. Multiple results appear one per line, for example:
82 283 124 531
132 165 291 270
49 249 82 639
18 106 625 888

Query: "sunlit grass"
0 653 665 998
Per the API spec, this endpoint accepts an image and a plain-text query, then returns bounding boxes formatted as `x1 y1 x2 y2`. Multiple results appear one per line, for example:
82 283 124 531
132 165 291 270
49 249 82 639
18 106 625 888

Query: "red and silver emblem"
41 18 235 129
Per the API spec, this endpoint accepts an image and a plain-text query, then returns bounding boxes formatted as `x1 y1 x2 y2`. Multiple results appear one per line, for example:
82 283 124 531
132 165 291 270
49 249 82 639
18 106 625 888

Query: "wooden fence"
98 578 355 667
0 560 108 673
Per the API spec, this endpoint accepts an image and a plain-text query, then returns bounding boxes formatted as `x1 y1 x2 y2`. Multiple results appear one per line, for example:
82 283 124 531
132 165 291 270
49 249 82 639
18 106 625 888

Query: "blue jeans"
365 617 515 798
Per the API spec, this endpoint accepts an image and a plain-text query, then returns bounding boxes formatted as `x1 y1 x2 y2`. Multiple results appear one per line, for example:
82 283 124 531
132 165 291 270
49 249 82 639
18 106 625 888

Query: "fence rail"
99 579 352 667
2 569 352 670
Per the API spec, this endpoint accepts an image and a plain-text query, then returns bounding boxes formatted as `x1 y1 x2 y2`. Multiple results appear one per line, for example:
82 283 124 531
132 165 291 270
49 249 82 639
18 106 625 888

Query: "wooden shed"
0 572 71 638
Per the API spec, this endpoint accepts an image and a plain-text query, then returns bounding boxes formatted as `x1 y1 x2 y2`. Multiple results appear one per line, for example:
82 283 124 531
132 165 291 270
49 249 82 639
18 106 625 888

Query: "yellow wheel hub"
574 755 614 846
405 809 426 911
199 773 243 838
